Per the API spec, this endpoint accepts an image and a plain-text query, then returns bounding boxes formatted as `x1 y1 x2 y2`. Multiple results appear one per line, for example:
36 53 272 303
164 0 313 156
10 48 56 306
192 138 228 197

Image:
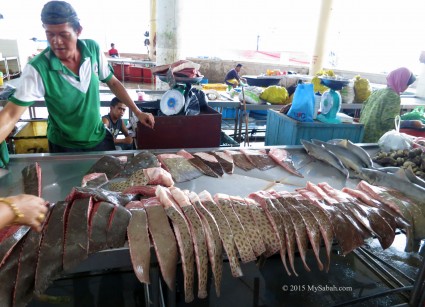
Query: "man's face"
44 23 81 61
111 103 126 119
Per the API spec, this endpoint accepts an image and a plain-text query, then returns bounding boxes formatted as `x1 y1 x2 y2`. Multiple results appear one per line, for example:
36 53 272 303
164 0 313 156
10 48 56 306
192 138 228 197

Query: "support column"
156 0 184 66
149 0 156 61
309 0 333 75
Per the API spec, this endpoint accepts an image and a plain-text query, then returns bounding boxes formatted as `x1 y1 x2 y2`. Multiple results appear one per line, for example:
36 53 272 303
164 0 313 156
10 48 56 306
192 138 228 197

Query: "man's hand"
123 135 133 144
137 112 155 129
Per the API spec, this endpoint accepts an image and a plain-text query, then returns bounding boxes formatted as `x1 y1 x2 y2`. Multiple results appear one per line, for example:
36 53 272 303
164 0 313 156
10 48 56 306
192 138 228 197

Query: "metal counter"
0 145 378 203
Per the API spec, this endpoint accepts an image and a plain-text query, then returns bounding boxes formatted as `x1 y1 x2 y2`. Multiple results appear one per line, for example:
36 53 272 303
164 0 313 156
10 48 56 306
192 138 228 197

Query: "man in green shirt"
0 1 154 153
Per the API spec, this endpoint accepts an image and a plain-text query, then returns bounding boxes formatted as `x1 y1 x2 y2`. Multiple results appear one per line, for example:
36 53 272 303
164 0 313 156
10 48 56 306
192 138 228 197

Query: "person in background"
359 67 416 143
0 194 48 232
102 97 134 150
108 43 119 58
0 1 154 154
224 63 247 88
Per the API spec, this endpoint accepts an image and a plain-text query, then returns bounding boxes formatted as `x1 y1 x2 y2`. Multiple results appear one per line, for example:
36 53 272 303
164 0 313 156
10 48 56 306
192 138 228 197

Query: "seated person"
108 43 119 58
224 63 247 88
102 97 134 150
359 67 416 143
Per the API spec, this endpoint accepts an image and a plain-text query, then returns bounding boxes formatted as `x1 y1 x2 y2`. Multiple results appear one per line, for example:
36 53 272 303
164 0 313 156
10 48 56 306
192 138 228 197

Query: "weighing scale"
154 69 203 115
316 78 350 124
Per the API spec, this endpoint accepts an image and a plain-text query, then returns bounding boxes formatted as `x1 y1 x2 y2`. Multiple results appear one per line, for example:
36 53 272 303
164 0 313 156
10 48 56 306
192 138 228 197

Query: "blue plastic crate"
265 110 365 145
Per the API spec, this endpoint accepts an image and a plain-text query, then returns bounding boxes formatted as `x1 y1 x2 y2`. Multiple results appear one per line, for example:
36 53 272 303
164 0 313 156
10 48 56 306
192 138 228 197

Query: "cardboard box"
136 106 222 149
265 110 364 145
12 121 49 154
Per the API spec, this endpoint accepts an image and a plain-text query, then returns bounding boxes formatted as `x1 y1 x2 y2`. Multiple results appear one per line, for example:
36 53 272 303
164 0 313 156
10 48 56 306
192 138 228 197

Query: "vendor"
359 67 416 143
0 1 155 153
102 97 134 150
224 63 247 88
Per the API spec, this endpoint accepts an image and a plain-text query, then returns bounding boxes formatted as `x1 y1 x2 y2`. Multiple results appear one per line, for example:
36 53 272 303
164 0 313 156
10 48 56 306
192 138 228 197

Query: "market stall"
0 143 424 306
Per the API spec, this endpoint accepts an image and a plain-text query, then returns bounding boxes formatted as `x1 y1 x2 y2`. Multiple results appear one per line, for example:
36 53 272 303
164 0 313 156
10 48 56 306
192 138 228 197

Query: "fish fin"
394 168 410 182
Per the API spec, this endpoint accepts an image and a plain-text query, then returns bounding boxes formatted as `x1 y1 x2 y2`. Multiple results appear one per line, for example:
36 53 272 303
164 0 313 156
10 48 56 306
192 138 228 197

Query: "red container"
136 106 221 149
112 63 130 81
129 66 143 82
142 67 154 84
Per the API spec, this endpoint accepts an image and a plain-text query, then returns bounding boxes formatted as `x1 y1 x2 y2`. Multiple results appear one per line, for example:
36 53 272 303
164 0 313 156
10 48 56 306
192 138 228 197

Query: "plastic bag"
287 83 314 122
400 106 425 123
259 85 289 104
239 86 264 104
378 115 413 151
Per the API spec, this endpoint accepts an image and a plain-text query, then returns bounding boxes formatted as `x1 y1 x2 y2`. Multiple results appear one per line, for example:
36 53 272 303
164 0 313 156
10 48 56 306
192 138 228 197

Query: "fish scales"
317 182 395 250
249 193 293 276
63 198 92 272
127 207 151 284
144 198 178 292
271 196 311 272
291 193 334 272
106 205 131 249
119 150 160 177
171 187 209 299
33 202 67 297
194 152 224 176
0 239 25 306
210 151 234 174
215 194 257 263
198 191 243 278
0 226 29 269
164 207 195 303
156 186 195 302
244 199 280 257
188 191 223 297
22 162 42 197
240 149 276 171
86 155 124 179
268 148 303 177
181 205 209 299
299 185 364 255
230 196 266 257
157 154 202 183
88 202 115 253
224 150 255 171
277 193 324 271
13 224 47 306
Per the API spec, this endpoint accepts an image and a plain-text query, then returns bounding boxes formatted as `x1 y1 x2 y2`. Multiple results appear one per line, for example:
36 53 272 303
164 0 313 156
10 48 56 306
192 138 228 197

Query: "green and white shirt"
10 39 114 149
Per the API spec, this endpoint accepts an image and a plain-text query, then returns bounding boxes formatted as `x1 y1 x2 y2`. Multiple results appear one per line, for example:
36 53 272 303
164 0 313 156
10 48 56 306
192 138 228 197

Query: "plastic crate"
265 110 364 146
11 121 49 154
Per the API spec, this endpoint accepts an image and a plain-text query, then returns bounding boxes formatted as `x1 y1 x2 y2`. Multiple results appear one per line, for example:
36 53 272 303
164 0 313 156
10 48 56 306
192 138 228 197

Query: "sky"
1 0 424 74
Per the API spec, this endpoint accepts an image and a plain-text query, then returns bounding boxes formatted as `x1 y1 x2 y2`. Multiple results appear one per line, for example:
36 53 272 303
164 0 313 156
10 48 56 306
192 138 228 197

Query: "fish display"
22 162 42 197
268 148 304 177
177 149 219 178
2 143 425 305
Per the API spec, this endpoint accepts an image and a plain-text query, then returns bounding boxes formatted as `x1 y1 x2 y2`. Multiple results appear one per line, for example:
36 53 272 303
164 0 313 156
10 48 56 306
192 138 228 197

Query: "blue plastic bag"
287 83 314 122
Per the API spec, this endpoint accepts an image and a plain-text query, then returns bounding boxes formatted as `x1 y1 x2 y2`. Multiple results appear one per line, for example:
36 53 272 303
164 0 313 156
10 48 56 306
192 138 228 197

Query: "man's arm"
0 102 28 143
106 76 155 129
116 123 133 145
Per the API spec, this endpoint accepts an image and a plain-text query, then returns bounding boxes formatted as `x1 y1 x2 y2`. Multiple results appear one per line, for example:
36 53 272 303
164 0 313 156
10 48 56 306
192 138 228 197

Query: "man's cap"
236 63 243 67
41 1 79 25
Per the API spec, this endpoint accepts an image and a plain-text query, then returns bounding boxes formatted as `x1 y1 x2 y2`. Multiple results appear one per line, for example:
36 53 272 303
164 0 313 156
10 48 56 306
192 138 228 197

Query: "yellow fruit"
353 75 371 103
